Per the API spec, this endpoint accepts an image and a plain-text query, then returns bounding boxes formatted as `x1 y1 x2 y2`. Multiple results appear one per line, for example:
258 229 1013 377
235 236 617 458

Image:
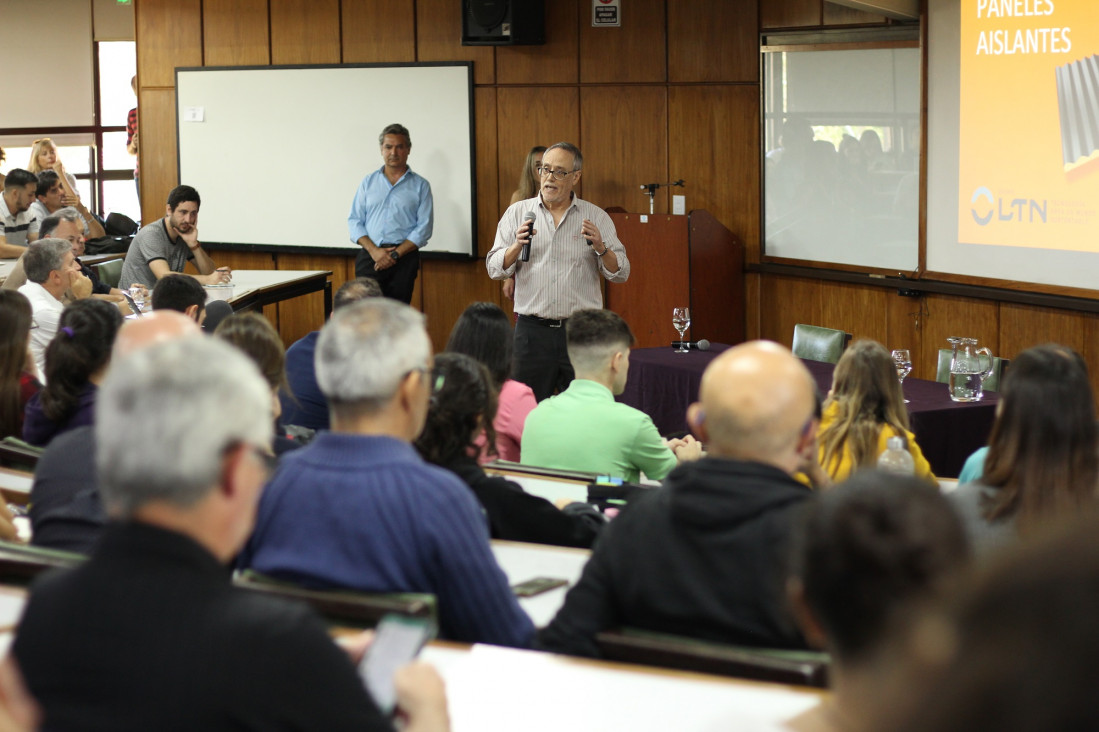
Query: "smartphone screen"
358 615 435 716
511 576 570 598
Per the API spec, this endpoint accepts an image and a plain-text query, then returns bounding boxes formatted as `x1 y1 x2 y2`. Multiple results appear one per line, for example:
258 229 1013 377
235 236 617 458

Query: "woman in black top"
415 353 603 549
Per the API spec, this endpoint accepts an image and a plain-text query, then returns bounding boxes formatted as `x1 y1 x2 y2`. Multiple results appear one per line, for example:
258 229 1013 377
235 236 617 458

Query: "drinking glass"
672 307 691 353
891 349 912 403
128 285 146 312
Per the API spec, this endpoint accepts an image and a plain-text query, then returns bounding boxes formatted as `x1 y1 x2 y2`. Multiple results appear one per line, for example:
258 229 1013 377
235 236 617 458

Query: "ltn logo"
971 187 1047 226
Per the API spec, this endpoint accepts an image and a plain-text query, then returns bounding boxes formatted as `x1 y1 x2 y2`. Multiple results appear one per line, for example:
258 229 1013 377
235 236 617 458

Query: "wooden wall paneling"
886 292 923 376
579 86 669 214
496 88 581 213
760 0 821 29
341 1 416 63
668 0 758 83
823 2 888 25
759 275 822 347
420 260 501 354
998 303 1087 362
138 89 179 224
213 250 274 272
272 253 348 345
668 85 759 253
203 0 270 66
496 0 578 84
744 272 761 341
474 88 500 258
135 0 203 88
578 0 667 84
919 294 1000 380
269 0 340 65
819 280 889 345
416 0 495 85
1081 317 1099 408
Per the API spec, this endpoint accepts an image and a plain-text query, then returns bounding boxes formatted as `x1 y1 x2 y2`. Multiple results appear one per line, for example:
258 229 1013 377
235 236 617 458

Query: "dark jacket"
29 426 106 554
445 457 603 549
22 383 97 447
538 457 813 657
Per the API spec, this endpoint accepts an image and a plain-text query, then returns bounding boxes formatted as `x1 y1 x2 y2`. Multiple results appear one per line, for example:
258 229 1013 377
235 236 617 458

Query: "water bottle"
877 436 915 475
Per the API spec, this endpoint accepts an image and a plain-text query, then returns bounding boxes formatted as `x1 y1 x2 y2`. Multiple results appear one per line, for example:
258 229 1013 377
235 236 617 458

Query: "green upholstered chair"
234 570 437 630
95 258 124 289
791 324 852 364
0 437 44 472
935 350 1009 393
595 628 830 688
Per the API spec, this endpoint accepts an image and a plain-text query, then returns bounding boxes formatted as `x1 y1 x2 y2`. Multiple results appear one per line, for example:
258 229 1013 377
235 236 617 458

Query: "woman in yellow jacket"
817 340 936 483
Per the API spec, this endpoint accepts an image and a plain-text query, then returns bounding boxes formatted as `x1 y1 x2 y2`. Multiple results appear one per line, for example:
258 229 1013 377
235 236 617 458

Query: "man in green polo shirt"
521 309 699 482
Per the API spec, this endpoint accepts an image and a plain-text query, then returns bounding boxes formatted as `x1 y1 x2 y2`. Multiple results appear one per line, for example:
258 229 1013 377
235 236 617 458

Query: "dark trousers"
513 315 574 402
355 248 420 304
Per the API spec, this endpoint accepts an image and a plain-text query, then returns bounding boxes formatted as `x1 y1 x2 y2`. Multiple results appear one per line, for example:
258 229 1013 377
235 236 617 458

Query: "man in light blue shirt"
347 123 433 304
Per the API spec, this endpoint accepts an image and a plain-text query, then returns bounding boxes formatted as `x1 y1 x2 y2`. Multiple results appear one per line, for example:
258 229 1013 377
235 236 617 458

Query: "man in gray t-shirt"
119 185 231 290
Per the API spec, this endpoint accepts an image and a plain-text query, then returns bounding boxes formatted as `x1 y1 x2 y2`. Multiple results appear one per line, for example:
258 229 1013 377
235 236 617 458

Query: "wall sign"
592 0 620 28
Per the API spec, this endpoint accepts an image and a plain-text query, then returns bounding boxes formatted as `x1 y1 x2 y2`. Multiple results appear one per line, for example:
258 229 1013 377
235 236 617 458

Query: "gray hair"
22 238 72 284
378 123 411 147
96 337 271 516
545 142 583 171
38 206 82 239
316 299 431 413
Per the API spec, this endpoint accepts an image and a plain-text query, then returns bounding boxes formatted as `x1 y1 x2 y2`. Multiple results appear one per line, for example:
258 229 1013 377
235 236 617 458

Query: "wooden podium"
604 210 743 349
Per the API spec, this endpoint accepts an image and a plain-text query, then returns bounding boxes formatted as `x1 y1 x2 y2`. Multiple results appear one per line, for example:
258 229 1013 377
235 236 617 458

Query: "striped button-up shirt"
486 194 630 320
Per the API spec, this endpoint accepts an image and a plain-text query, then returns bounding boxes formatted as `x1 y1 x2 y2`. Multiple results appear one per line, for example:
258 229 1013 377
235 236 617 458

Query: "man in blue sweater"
241 298 534 648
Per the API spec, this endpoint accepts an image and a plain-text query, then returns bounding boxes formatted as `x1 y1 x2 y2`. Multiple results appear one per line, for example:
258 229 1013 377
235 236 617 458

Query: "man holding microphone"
486 142 630 401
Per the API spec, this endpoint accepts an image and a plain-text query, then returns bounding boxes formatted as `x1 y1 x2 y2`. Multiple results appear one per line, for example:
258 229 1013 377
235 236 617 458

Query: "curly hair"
414 353 498 466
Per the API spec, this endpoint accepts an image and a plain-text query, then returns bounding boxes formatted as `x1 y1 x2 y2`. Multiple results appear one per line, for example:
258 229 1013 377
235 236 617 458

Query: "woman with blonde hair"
817 339 934 482
27 138 87 217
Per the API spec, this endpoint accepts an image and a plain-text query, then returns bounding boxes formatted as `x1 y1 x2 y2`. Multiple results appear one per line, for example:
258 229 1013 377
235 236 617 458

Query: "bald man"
539 341 819 657
28 312 201 553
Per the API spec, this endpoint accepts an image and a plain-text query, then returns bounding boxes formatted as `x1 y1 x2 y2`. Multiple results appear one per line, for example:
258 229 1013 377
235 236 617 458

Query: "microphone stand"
639 179 685 215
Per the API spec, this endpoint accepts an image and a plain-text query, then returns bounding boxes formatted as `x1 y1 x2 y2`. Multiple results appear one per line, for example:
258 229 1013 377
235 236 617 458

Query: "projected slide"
958 2 1099 252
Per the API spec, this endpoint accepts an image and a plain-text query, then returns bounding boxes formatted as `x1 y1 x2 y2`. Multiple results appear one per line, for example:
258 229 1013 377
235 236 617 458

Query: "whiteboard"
175 64 475 258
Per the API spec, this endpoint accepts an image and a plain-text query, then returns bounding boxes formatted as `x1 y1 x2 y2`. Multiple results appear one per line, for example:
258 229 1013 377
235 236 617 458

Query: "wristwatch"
389 250 400 261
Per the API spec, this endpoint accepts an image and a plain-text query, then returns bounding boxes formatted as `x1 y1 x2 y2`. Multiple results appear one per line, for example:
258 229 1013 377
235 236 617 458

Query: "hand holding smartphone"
358 614 436 716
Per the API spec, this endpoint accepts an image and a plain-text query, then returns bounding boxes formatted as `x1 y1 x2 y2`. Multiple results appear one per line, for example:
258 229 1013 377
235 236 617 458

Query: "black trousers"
355 248 420 304
513 315 574 402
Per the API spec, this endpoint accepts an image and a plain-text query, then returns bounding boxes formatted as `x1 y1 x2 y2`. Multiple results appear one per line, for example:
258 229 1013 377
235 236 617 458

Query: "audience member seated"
152 273 206 323
23 299 122 447
119 184 231 290
14 336 450 731
871 515 1099 732
0 169 40 258
785 470 970 732
28 171 105 241
539 341 818 657
0 291 40 440
414 352 603 548
522 309 699 482
240 299 534 648
445 301 536 463
280 277 381 431
29 312 200 553
4 209 120 304
817 340 935 482
201 300 234 334
214 312 301 456
16 238 89 377
948 344 1098 558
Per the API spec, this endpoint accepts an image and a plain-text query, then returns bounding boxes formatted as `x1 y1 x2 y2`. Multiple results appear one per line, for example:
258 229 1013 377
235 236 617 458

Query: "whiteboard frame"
174 62 477 260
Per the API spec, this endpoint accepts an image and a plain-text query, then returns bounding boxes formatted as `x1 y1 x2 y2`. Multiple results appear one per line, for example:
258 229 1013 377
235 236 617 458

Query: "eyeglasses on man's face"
535 165 577 181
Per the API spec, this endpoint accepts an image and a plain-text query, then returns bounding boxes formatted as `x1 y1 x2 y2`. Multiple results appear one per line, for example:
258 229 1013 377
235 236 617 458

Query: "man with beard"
120 184 231 290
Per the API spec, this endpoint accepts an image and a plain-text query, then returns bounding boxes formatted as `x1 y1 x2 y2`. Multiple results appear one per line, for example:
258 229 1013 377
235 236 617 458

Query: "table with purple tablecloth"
617 345 1000 478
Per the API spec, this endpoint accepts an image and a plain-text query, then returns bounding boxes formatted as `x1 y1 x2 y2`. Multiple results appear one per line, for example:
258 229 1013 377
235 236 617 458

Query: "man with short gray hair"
17 238 83 377
486 142 631 401
242 298 535 648
14 336 449 730
347 123 433 304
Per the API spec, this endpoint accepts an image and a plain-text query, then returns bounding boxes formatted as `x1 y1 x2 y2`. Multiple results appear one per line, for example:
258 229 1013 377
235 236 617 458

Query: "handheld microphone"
520 211 536 262
671 339 711 351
